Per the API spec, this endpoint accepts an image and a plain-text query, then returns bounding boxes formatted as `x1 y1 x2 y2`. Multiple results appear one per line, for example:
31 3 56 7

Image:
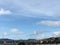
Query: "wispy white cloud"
14 0 60 17
0 32 9 38
0 0 60 17
31 31 60 39
21 0 60 17
38 21 60 27
3 32 8 36
29 30 49 39
0 8 12 15
52 32 60 37
11 28 24 35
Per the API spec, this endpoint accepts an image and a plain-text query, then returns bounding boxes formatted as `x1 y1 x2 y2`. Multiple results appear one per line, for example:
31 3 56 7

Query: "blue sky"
0 0 60 40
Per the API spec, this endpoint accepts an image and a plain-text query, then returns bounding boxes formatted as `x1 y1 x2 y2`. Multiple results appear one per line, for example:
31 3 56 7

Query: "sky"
0 0 60 40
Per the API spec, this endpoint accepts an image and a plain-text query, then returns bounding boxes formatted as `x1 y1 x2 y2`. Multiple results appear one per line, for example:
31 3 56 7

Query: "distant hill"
0 37 60 44
0 38 14 41
39 37 60 44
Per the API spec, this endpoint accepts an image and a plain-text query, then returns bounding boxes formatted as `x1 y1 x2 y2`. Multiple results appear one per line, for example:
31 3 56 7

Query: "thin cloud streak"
0 8 12 15
0 0 60 17
38 21 60 27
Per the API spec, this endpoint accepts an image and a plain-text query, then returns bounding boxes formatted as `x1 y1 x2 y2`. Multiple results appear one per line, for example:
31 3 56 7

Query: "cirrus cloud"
0 8 12 15
11 28 24 35
29 30 49 39
3 32 8 36
0 0 60 17
52 32 60 37
38 21 60 27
